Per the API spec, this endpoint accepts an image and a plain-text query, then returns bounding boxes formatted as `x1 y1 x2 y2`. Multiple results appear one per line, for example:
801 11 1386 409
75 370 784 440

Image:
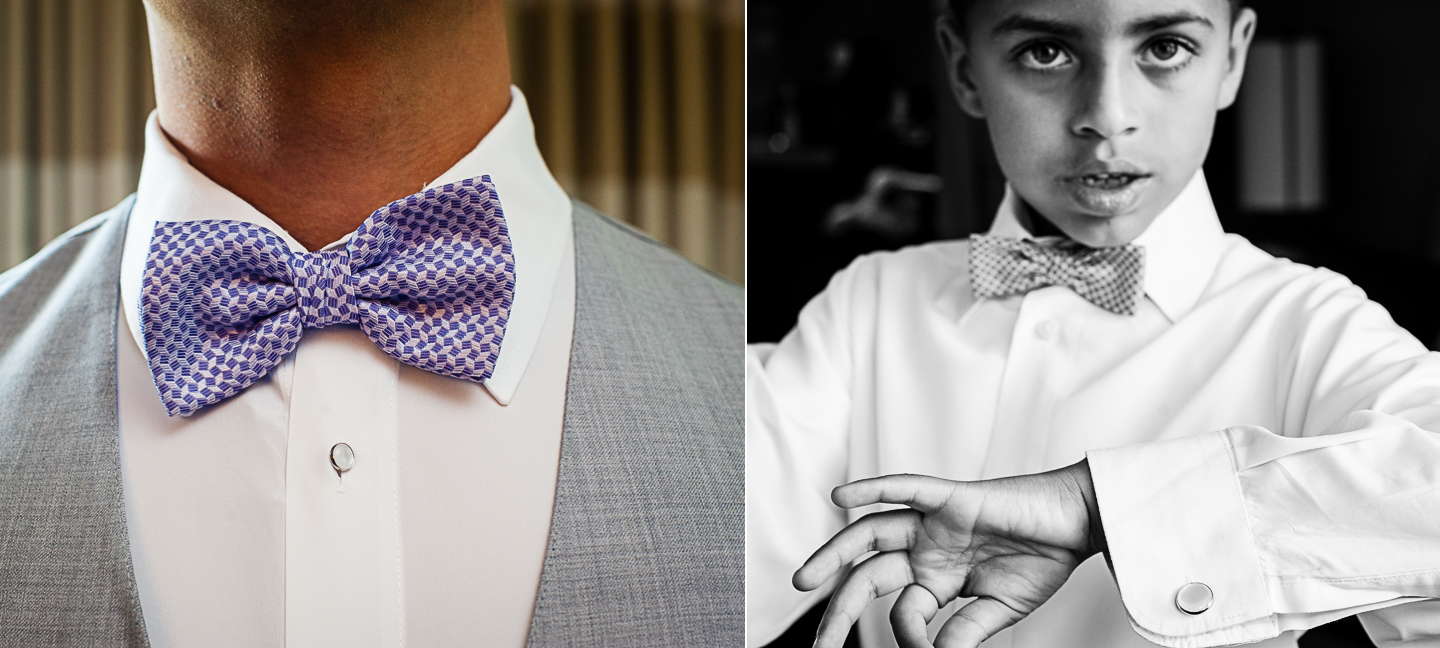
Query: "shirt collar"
119 85 572 406
984 169 1226 321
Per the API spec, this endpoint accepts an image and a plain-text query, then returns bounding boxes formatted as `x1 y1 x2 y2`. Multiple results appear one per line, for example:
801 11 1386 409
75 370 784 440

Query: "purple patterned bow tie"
142 175 515 417
969 234 1145 315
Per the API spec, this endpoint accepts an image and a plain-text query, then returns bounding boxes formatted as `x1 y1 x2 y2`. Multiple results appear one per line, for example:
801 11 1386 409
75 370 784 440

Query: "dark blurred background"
749 0 1440 646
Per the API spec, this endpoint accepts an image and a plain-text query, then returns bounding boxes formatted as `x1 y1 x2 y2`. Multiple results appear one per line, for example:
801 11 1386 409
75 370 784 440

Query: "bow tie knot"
293 249 359 328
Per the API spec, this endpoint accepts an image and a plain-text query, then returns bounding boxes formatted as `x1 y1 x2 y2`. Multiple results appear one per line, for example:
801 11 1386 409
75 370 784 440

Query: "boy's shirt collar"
984 169 1226 322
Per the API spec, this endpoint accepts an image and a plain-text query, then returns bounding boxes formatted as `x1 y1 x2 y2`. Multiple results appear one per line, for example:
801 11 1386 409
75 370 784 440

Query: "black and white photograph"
748 1 1440 647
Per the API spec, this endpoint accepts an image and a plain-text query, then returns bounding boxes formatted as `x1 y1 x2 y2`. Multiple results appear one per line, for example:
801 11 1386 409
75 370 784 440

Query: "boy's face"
939 0 1255 247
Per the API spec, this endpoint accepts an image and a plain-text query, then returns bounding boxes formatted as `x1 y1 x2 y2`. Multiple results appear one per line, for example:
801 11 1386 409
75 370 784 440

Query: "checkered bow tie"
969 234 1145 315
142 175 516 417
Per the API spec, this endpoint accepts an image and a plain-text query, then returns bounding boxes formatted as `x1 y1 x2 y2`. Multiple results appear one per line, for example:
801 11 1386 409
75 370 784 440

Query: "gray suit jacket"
0 197 743 647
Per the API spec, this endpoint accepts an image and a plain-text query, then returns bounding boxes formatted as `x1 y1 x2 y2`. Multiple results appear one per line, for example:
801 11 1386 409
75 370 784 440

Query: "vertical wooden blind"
508 0 744 281
0 0 744 283
0 0 153 272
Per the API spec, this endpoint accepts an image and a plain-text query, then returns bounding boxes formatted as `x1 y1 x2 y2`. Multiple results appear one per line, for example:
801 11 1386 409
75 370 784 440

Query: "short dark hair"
945 0 1244 29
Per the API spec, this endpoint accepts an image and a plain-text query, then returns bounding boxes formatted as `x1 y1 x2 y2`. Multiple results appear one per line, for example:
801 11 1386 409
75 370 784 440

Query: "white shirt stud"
1176 582 1213 615
330 443 355 477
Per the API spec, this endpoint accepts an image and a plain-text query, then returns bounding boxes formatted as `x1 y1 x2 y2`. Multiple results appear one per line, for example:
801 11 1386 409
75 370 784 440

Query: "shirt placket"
284 327 405 648
981 289 1078 479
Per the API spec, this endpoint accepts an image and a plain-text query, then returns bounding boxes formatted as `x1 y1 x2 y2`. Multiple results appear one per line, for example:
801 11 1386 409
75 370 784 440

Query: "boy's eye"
1141 37 1196 69
1019 43 1073 71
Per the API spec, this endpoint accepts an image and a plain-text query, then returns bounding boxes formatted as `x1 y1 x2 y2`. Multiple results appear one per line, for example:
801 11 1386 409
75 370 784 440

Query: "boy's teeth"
1083 173 1132 186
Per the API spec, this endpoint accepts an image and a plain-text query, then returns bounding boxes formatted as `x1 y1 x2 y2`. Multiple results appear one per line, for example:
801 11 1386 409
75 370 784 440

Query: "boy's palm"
793 467 1100 648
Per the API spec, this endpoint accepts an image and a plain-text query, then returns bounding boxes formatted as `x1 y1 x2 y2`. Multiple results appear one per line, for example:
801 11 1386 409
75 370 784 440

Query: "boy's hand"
792 460 1105 648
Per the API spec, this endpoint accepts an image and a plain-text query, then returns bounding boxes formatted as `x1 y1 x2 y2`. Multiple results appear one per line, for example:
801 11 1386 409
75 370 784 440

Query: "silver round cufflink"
330 442 355 477
1176 582 1213 615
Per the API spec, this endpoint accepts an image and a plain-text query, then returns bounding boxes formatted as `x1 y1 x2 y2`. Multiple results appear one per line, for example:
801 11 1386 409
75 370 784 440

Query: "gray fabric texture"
524 203 745 647
0 197 744 647
0 197 148 646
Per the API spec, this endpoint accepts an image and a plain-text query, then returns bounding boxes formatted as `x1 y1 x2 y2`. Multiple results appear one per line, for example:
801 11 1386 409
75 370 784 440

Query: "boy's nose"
1070 62 1139 141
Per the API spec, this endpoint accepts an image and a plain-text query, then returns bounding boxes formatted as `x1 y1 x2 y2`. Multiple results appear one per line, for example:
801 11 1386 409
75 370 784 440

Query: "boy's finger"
814 551 915 648
891 583 942 648
832 474 959 513
933 596 1024 648
792 509 920 591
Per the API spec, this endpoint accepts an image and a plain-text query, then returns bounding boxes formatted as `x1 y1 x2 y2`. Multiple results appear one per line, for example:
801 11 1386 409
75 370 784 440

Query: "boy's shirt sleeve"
1087 276 1440 648
746 255 876 647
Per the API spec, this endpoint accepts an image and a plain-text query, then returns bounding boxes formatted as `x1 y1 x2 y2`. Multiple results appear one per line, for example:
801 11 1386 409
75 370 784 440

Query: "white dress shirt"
116 86 577 648
747 170 1440 648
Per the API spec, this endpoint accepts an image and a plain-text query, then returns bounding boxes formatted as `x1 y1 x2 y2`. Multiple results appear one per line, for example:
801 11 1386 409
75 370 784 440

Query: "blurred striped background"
0 0 745 282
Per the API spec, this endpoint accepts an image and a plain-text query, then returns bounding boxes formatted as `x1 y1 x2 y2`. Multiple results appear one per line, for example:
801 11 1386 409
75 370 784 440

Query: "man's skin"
143 0 512 251
791 0 1256 646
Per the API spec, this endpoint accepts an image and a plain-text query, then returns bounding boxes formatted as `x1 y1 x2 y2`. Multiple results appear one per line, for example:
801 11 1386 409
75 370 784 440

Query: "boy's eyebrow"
990 14 1084 39
1126 12 1215 35
989 11 1215 39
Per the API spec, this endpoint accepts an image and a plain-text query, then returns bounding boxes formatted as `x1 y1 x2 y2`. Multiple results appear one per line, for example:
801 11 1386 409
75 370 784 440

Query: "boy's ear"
1216 8 1258 111
936 16 985 119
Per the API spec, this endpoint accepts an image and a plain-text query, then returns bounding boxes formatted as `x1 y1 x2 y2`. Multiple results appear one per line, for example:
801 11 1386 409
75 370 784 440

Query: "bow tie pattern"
142 175 515 417
969 234 1145 315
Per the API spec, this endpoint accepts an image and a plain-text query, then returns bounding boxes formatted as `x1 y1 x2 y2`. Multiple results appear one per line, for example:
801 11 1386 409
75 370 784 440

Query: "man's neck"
145 1 512 251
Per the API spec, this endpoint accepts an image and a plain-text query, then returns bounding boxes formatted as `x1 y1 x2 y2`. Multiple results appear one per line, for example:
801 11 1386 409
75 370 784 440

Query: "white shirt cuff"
1088 416 1440 647
1088 429 1278 647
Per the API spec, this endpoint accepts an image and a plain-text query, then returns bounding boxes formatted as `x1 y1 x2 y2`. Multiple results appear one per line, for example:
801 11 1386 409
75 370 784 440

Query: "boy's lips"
1062 168 1153 214
1064 161 1153 187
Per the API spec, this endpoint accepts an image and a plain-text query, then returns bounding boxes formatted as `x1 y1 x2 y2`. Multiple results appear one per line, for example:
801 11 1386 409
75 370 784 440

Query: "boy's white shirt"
746 170 1440 648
